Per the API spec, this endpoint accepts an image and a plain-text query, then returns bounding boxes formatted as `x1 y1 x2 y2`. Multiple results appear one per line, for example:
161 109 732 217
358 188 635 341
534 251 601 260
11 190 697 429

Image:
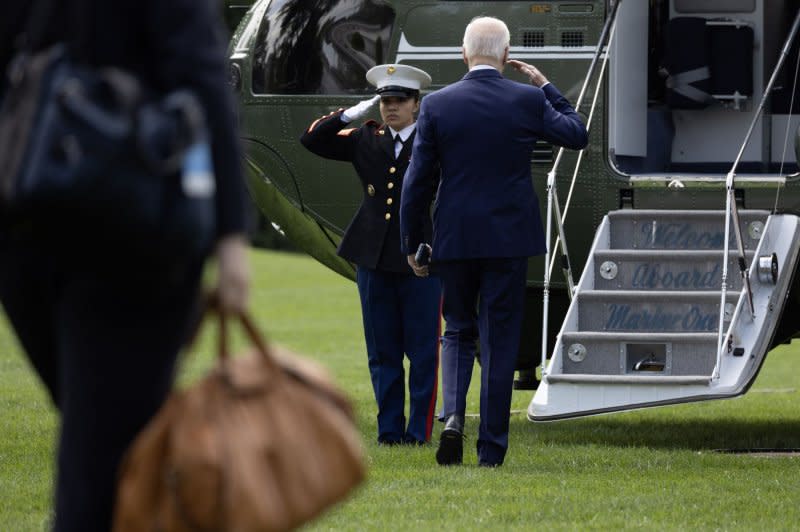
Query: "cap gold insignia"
387 66 396 75
367 184 376 196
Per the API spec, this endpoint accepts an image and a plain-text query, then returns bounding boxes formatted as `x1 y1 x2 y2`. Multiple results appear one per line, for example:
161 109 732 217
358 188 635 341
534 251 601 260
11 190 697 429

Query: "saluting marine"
300 64 441 445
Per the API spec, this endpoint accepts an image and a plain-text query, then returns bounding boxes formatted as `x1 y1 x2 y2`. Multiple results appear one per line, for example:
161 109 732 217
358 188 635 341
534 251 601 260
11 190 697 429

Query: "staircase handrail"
547 45 614 288
541 0 623 378
715 9 800 379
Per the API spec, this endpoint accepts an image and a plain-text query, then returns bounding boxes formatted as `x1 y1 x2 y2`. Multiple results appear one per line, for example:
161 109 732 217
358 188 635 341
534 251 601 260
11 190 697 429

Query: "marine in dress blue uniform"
400 18 589 466
300 64 441 444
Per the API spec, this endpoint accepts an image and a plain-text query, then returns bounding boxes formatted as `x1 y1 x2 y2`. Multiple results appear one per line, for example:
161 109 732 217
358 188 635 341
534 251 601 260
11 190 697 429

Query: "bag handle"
198 293 354 416
203 294 280 375
57 70 140 141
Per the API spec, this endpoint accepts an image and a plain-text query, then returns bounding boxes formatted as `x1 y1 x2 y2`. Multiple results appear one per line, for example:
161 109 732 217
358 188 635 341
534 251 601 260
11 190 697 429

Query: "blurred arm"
145 0 250 311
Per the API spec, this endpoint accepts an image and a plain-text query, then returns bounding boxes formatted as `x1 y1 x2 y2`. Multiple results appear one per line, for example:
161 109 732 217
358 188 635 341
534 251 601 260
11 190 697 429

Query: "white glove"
341 95 380 123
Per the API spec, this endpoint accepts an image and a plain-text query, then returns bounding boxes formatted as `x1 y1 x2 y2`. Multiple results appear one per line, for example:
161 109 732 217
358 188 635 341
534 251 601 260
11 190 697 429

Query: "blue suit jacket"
400 68 588 260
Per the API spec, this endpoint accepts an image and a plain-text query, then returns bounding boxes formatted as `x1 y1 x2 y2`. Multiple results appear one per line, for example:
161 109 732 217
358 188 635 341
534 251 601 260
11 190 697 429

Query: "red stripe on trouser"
424 296 443 441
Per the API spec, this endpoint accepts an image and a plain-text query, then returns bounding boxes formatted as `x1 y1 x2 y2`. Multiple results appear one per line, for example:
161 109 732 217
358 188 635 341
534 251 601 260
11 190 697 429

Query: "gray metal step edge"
545 374 711 385
607 209 769 220
579 290 740 301
560 331 718 342
592 249 755 259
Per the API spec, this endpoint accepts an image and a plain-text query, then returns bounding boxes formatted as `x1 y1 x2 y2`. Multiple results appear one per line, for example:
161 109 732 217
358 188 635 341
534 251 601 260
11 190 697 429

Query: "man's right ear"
462 47 468 66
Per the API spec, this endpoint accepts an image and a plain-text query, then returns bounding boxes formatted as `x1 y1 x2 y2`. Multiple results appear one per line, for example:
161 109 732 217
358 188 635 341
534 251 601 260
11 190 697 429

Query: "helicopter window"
251 0 395 95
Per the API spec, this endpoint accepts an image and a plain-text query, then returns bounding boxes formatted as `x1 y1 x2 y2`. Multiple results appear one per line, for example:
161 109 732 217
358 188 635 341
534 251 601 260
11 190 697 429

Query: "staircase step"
607 209 768 250
578 290 739 333
592 249 754 291
545 374 710 385
559 331 718 376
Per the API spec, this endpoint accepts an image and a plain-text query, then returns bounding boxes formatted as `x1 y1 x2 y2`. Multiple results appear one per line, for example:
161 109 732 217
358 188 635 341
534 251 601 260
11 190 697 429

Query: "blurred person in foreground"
301 64 441 446
400 16 588 467
0 0 250 529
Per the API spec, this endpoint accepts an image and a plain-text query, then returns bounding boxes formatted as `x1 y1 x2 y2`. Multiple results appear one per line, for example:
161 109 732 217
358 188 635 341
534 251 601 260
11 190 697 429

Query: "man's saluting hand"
506 59 549 87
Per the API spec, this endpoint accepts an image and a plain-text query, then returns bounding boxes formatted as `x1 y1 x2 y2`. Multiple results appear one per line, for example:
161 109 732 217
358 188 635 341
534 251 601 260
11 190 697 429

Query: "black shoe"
513 369 540 390
436 415 464 465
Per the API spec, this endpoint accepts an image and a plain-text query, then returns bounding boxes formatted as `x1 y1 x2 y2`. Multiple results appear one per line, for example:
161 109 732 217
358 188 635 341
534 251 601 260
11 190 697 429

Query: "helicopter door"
666 1 760 172
610 0 765 175
608 0 648 166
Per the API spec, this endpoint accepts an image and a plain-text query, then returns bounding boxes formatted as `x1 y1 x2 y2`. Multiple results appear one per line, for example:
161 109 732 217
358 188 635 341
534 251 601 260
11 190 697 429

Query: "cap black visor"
376 86 419 99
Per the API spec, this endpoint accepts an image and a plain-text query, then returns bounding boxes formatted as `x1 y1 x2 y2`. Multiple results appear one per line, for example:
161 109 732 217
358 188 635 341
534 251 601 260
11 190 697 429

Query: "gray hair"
462 17 510 60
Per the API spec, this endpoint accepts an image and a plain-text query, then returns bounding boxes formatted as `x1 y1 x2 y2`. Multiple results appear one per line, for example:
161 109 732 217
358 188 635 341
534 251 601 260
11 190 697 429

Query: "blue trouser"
438 257 528 465
356 266 441 443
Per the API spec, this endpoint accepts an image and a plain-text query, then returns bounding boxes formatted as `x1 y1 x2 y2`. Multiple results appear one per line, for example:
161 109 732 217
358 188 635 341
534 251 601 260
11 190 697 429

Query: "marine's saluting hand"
342 95 381 122
506 59 549 88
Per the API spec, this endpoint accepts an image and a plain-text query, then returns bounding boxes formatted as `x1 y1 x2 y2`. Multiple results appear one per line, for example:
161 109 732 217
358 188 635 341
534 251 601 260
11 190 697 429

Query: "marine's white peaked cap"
366 64 432 97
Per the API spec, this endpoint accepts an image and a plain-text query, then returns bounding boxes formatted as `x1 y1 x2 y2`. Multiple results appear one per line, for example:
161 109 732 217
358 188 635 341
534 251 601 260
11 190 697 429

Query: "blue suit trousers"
438 257 528 465
356 267 441 443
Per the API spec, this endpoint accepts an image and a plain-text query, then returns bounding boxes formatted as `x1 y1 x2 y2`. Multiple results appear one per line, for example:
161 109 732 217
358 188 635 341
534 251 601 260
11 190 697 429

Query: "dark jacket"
0 0 246 238
301 110 435 273
400 69 589 260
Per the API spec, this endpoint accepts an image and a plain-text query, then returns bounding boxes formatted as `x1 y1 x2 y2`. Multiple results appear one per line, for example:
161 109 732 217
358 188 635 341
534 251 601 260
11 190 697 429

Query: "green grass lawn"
2 248 800 530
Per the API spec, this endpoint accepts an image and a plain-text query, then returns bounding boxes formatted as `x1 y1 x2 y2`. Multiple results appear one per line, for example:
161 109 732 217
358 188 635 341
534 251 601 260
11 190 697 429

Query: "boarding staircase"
529 209 800 420
527 2 800 420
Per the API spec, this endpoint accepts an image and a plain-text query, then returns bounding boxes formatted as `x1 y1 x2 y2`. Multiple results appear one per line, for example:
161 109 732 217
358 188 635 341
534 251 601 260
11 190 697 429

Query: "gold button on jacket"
300 115 435 273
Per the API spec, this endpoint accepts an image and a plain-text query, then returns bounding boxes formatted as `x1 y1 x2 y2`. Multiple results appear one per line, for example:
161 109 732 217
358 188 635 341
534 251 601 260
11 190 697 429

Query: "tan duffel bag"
113 301 365 531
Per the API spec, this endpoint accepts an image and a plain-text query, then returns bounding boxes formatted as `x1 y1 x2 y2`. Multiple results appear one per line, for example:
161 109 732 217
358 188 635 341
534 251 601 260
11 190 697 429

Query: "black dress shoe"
513 369 540 390
436 415 464 465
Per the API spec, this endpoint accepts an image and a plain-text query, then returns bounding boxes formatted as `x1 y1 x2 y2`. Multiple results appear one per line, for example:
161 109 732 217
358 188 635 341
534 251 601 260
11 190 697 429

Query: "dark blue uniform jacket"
301 110 436 273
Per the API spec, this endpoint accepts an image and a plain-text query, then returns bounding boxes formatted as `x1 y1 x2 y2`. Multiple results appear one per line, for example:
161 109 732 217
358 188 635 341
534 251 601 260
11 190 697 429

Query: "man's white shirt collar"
470 64 498 72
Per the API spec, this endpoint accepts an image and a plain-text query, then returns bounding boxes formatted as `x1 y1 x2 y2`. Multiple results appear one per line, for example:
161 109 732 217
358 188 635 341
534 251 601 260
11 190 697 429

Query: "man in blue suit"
400 16 588 467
